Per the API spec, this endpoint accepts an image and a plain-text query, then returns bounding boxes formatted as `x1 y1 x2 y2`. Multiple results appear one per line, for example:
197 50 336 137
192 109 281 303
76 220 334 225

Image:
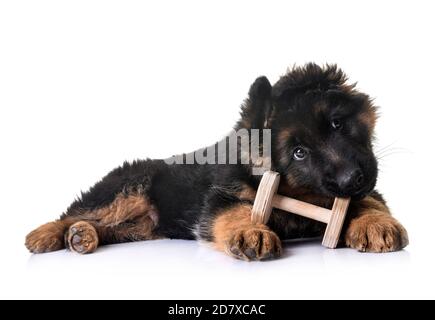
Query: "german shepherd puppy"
25 63 408 260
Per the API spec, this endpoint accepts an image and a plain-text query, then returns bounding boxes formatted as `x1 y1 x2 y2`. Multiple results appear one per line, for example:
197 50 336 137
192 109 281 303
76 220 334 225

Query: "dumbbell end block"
322 197 351 248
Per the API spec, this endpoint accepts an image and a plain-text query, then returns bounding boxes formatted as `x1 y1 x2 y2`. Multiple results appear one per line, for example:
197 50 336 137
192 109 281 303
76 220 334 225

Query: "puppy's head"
240 63 378 198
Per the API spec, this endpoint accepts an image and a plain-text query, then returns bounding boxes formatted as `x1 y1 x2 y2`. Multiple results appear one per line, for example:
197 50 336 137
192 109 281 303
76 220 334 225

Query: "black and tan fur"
25 63 408 260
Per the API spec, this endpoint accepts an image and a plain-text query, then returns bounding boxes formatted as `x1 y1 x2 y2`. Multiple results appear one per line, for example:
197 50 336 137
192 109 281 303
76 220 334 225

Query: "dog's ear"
249 76 272 101
239 76 273 129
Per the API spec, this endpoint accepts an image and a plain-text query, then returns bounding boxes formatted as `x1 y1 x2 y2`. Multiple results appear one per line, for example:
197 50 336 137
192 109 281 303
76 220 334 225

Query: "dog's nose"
337 168 364 194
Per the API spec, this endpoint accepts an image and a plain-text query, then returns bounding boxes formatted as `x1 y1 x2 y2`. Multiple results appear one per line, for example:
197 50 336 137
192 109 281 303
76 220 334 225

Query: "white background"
0 0 434 299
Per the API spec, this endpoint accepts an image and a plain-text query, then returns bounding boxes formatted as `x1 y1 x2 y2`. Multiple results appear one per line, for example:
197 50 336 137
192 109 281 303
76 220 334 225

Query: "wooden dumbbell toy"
251 171 351 248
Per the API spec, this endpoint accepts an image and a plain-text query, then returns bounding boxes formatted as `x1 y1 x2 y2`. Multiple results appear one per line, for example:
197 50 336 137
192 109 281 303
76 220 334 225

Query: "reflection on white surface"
26 238 411 271
21 238 413 299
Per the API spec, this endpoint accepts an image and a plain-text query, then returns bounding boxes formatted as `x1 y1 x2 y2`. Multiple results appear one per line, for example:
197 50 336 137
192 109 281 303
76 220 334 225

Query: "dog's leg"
64 214 158 254
65 192 159 254
344 193 409 252
26 192 159 254
210 203 282 261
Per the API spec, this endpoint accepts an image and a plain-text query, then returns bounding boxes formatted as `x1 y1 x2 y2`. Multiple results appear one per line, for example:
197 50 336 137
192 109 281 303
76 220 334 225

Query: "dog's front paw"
226 227 282 261
345 213 409 253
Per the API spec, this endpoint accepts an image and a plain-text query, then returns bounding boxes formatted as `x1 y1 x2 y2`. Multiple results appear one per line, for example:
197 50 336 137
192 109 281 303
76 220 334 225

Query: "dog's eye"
331 119 343 130
293 147 306 161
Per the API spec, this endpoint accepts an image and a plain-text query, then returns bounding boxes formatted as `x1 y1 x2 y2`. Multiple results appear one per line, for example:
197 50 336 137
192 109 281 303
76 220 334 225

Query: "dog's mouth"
320 179 376 200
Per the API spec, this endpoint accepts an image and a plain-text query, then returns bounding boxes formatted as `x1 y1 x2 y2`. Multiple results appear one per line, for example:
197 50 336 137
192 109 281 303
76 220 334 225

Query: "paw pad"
67 222 99 254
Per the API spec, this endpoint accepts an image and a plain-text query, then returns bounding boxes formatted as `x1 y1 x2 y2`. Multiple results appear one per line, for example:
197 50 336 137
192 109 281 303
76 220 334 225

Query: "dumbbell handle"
272 194 331 224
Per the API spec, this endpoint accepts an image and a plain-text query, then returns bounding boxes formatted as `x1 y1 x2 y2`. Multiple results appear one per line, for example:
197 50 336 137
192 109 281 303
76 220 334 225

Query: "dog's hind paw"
66 221 99 254
25 221 66 253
